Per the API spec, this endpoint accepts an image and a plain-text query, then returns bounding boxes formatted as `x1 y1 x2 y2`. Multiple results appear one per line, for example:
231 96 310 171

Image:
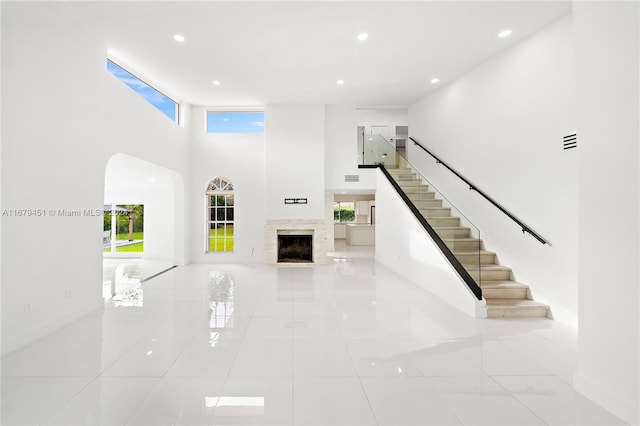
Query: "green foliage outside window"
334 203 355 222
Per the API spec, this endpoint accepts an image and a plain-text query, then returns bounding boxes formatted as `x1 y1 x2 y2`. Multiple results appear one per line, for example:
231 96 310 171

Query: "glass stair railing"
363 134 483 298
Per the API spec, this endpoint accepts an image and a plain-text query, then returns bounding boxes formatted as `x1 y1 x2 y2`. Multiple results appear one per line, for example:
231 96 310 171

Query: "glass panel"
106 60 177 122
206 111 265 133
363 134 482 289
226 207 234 221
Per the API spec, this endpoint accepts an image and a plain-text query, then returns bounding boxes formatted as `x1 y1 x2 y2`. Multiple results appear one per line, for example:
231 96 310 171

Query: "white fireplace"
264 219 328 264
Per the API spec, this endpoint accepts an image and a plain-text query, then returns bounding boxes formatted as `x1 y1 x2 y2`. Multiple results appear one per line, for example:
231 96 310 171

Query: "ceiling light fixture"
357 33 369 41
173 34 185 42
336 79 345 85
212 80 221 86
430 78 440 84
498 29 512 38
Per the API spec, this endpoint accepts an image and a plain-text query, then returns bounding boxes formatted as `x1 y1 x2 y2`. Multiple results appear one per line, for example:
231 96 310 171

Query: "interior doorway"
103 153 184 300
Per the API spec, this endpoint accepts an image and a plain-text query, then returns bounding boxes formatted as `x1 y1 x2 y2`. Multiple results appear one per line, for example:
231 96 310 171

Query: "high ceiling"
50 1 571 107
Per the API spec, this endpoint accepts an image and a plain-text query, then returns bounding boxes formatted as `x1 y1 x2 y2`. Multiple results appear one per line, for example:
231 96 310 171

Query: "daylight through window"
334 202 355 223
206 177 234 252
106 59 178 122
206 111 265 133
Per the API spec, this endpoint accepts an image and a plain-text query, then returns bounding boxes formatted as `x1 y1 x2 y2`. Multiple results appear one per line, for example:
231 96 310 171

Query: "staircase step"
444 237 481 251
432 226 470 238
482 280 529 299
412 199 443 208
408 192 436 200
388 171 415 178
402 186 431 194
395 179 423 186
419 207 451 218
453 249 495 264
467 264 512 281
486 299 549 318
426 217 460 226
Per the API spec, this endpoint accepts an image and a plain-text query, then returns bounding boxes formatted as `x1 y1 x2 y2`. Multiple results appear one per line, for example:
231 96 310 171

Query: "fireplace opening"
278 234 313 263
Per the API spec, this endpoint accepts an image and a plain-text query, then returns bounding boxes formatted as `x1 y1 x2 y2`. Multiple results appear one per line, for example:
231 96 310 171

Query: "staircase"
387 167 549 318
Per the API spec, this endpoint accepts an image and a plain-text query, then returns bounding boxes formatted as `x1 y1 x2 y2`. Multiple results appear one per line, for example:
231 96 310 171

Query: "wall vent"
344 174 360 182
563 133 577 150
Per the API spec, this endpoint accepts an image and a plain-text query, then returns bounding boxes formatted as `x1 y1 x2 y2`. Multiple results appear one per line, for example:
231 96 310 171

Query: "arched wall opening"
104 153 185 272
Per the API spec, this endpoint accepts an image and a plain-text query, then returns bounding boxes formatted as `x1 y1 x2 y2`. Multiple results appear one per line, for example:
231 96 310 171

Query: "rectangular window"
207 194 234 252
333 202 355 223
106 59 178 123
206 111 265 133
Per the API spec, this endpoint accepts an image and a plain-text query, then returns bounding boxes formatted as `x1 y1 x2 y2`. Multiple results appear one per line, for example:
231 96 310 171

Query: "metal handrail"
410 137 548 245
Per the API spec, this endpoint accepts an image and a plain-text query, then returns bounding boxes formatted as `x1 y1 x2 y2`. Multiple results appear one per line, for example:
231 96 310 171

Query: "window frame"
205 178 235 253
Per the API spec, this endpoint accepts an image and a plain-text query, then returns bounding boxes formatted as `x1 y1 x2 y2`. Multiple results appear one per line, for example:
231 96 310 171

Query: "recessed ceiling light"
212 80 221 86
430 78 440 84
336 79 345 85
173 34 185 42
357 33 368 41
498 29 512 38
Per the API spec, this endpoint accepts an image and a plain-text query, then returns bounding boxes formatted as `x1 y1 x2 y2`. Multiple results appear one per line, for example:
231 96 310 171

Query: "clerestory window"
106 59 179 123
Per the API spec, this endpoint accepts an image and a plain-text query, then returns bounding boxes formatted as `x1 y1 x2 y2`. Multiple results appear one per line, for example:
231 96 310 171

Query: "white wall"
408 15 578 325
265 104 325 219
573 2 639 424
189 107 266 263
375 170 483 317
1 3 189 355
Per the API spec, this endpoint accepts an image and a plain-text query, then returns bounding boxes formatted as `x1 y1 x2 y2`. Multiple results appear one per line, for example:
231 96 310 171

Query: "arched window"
206 177 234 252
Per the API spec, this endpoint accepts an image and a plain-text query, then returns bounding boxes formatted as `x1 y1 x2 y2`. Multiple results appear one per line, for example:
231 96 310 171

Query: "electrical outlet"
65 289 72 297
25 300 33 313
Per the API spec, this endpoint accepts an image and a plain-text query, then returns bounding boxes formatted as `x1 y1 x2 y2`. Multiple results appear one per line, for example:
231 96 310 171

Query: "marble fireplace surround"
264 219 328 264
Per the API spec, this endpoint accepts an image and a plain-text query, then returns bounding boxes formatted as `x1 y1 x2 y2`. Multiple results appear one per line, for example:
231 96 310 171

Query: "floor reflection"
209 271 235 346
102 259 175 307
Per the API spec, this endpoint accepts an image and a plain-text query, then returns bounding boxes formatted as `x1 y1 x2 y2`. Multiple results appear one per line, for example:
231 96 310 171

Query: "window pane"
206 112 265 133
216 208 226 221
226 207 234 221
106 59 177 122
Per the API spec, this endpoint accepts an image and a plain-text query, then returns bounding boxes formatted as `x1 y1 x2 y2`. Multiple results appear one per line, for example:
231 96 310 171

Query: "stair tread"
463 264 511 271
433 226 470 230
486 299 548 308
481 280 529 289
455 250 495 255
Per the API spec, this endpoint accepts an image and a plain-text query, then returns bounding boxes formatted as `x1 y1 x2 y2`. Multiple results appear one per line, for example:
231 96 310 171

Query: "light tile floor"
1 244 627 425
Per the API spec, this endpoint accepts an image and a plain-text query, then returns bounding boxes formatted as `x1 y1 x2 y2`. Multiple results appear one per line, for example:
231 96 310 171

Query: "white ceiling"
51 1 571 107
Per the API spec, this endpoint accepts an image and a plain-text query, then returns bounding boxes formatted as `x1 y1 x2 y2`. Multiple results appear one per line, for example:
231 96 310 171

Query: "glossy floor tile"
1 245 627 425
